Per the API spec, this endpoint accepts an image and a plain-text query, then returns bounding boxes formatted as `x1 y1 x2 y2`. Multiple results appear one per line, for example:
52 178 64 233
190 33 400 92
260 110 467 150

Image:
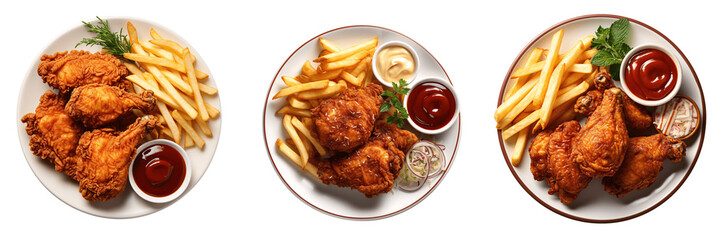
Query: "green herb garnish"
380 79 410 128
75 16 132 57
590 18 632 80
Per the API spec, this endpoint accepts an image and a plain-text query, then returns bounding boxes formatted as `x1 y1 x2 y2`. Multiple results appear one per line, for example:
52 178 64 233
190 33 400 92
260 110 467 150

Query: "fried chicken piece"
593 68 614 90
571 88 628 178
66 84 156 128
312 84 383 152
74 116 158 201
315 122 417 198
21 90 84 178
529 130 552 181
38 50 128 95
545 121 590 204
371 121 419 152
602 134 686 197
575 90 652 130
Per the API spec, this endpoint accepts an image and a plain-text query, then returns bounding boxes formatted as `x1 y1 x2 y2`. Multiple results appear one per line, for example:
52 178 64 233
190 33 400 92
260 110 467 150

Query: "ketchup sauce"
132 144 186 197
624 49 678 100
407 82 456 130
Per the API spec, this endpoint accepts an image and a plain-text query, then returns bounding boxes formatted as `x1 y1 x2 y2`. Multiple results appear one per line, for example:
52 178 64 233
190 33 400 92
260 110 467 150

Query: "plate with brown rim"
264 26 460 219
498 14 705 223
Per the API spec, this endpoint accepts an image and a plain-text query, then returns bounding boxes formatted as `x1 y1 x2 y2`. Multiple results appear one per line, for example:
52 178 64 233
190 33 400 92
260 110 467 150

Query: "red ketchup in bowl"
132 144 186 197
624 49 678 101
407 82 456 130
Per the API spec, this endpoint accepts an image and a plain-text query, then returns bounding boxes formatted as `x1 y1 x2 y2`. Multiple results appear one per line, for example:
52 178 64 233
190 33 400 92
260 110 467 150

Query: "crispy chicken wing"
37 50 128 95
66 84 156 128
21 90 84 178
602 134 686 197
315 122 417 198
545 121 590 204
529 130 552 181
571 88 628 178
74 116 158 201
312 84 383 152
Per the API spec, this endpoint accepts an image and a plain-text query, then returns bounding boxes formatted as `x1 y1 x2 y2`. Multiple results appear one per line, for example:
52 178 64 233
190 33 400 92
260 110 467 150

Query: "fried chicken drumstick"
602 134 686 197
66 84 156 128
37 50 128 95
571 88 628 178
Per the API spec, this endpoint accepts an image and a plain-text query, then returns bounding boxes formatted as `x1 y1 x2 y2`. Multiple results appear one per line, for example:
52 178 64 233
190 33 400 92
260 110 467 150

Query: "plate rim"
15 16 222 218
263 25 461 220
497 14 706 223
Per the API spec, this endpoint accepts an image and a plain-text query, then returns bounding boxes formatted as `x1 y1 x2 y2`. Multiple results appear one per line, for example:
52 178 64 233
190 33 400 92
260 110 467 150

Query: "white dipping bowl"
403 77 459 135
129 139 191 203
619 43 682 106
372 41 420 88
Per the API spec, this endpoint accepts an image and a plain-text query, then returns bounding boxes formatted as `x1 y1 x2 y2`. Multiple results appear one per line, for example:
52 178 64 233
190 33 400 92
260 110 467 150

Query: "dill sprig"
75 16 132 57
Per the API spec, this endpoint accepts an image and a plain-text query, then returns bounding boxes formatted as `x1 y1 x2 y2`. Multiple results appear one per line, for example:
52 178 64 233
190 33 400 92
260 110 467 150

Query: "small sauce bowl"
620 43 682 106
129 139 191 203
372 41 420 88
403 77 459 135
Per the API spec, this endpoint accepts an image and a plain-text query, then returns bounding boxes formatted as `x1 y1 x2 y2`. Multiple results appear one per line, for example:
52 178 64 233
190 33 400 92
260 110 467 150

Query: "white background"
1 0 717 239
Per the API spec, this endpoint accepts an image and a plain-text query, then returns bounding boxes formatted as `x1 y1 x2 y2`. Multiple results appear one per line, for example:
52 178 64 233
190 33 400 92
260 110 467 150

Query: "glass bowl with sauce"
372 41 419 88
620 43 682 106
403 77 459 135
129 139 191 203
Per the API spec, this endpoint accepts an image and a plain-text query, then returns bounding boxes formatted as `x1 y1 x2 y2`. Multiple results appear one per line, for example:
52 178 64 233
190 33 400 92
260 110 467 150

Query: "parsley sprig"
380 79 410 128
590 18 632 80
75 16 132 57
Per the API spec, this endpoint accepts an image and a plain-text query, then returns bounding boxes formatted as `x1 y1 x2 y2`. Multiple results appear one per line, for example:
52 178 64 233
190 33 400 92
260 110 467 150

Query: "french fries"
123 21 219 149
273 37 377 176
496 30 598 165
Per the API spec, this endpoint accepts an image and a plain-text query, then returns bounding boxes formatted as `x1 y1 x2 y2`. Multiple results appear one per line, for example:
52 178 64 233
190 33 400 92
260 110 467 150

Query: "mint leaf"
609 18 630 46
609 63 621 81
590 49 620 66
380 79 411 128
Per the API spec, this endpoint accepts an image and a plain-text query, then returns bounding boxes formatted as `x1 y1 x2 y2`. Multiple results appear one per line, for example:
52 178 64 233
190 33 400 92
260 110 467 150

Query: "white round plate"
16 17 221 218
498 14 705 223
264 26 460 219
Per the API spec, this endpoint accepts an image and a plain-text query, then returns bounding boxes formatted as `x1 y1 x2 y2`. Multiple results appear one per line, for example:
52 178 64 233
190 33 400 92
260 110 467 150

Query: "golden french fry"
570 63 593 73
511 128 529 166
149 39 196 63
496 74 540 122
139 62 197 119
296 80 347 100
302 60 318 76
124 62 145 77
158 102 181 143
159 68 192 95
291 116 327 156
127 22 138 44
506 48 544 101
198 83 218 95
195 115 212 137
273 80 330 99
275 105 311 118
308 69 342 81
138 40 174 61
314 38 378 63
496 80 541 129
124 53 186 73
539 63 568 128
150 28 162 40
183 131 195 148
288 96 311 109
142 72 159 89
340 71 363 86
319 37 340 52
184 48 209 121
320 50 368 71
172 110 204 148
531 29 563 109
283 114 308 167
276 139 318 175
282 76 302 86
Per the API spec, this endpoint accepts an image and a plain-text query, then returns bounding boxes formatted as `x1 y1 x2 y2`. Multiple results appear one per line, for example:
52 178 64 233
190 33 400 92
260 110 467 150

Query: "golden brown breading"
37 50 128 95
66 84 155 128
